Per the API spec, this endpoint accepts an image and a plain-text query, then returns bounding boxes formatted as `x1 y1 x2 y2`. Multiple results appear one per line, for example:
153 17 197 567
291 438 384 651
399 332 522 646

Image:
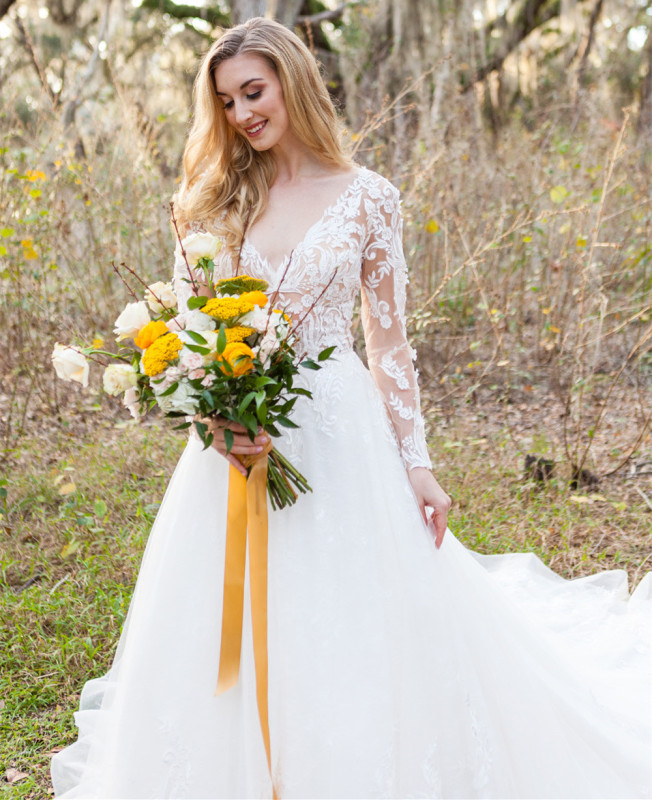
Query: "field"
1 16 651 794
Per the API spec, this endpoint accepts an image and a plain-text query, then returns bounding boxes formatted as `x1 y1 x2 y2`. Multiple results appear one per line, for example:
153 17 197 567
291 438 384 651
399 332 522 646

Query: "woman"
52 17 651 799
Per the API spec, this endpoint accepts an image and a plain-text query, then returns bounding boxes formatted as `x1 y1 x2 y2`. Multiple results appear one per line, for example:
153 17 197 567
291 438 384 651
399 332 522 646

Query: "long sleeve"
361 182 432 471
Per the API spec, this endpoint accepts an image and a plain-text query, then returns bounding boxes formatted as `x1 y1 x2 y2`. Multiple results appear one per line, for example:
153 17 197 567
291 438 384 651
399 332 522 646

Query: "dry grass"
0 54 650 798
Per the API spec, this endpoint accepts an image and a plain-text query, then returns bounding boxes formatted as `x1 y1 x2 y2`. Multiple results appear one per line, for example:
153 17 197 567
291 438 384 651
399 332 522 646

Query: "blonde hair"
174 17 352 253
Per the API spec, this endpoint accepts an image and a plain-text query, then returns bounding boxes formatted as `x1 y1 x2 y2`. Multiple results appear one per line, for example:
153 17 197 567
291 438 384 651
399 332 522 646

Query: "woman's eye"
223 100 234 110
246 90 262 100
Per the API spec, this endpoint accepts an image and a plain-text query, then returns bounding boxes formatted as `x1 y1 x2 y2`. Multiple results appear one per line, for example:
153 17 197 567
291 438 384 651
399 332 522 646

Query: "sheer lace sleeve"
361 182 432 471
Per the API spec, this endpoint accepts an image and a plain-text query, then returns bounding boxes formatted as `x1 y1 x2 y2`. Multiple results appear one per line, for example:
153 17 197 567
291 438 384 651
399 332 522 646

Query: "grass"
0 420 184 796
0 37 649 798
1 396 650 797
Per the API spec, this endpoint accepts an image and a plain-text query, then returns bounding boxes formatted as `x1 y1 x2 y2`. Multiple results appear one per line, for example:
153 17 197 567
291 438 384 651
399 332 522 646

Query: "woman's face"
214 53 290 151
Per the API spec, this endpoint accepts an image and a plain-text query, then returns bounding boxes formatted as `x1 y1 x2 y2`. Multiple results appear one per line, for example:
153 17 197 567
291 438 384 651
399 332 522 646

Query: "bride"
52 17 651 799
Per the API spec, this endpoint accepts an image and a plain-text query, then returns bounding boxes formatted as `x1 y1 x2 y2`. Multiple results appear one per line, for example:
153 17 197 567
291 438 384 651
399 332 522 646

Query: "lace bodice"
172 167 431 470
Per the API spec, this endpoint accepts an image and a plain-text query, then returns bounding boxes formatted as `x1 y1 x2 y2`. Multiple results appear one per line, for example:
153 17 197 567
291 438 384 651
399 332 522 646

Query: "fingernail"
256 446 263 452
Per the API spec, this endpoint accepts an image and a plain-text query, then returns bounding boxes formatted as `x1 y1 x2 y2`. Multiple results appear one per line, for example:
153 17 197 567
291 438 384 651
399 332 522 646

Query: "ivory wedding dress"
52 167 651 799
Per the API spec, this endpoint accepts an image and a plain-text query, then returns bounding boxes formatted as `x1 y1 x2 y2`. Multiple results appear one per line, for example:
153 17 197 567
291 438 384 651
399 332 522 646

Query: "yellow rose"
134 320 168 350
239 290 268 307
219 342 255 377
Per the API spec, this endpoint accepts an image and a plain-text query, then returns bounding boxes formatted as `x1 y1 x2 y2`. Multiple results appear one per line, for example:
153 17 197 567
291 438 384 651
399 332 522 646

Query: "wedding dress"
52 167 651 799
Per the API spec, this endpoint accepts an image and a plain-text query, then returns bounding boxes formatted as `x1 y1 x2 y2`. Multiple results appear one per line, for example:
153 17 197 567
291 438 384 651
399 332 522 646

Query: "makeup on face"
214 54 290 151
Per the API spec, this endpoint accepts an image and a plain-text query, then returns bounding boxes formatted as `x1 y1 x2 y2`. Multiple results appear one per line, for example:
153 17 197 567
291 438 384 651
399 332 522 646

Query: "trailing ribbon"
215 440 278 799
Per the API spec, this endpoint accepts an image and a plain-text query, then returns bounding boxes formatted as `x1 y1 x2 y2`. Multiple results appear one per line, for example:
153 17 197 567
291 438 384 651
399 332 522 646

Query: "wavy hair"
174 17 352 254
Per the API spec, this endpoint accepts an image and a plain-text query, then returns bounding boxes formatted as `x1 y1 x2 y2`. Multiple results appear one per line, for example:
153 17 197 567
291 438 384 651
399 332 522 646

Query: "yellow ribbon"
215 442 278 799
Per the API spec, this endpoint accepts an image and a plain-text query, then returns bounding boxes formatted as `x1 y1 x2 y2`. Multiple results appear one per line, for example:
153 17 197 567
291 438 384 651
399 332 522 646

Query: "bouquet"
52 232 333 509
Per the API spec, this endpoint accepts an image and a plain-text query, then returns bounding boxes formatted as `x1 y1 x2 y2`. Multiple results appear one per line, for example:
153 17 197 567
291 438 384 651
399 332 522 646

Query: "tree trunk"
231 0 267 25
273 0 303 28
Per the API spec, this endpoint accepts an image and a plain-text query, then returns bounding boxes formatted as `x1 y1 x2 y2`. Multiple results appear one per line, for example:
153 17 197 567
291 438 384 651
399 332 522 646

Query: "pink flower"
180 350 203 371
122 387 142 419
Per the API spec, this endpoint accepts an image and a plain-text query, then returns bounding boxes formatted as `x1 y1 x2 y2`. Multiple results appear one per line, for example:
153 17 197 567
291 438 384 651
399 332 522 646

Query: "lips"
244 120 267 137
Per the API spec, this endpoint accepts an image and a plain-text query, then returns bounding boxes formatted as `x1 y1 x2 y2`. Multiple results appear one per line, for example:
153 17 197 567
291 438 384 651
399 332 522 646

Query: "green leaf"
238 391 257 414
183 343 211 354
300 359 320 370
256 402 267 425
217 324 227 354
201 389 217 408
550 185 569 204
224 427 234 454
173 421 192 430
318 345 336 361
254 376 276 388
243 414 258 437
157 381 179 397
187 295 208 310
93 499 107 517
277 416 299 428
184 330 208 345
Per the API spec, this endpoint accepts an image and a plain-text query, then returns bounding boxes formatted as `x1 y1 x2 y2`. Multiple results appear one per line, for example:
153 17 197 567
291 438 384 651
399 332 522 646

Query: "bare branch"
461 0 561 92
139 0 229 28
297 1 359 26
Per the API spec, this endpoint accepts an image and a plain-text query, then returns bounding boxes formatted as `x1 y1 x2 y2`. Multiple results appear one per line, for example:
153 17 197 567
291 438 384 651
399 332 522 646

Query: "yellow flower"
203 297 254 323
239 290 268 307
142 332 182 376
134 320 168 350
26 170 46 182
225 325 254 343
219 342 255 377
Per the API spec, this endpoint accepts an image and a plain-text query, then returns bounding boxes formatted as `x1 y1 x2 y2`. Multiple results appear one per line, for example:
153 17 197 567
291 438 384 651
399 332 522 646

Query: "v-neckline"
244 167 365 274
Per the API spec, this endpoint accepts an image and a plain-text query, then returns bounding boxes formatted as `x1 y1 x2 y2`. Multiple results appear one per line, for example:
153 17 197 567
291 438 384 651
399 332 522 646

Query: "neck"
270 132 328 183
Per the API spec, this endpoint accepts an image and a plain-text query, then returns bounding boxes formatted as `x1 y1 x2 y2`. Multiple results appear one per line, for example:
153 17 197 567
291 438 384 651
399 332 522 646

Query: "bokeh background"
0 1 651 794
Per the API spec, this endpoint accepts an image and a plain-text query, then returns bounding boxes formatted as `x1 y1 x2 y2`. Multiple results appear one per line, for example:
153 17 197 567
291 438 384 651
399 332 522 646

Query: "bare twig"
169 202 199 296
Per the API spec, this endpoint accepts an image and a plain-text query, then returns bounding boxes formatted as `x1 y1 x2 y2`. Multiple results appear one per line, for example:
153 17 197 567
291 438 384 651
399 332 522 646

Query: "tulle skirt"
51 351 652 799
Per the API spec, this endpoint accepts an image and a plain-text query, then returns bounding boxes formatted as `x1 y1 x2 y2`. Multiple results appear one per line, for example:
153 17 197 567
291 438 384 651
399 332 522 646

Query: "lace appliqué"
172 168 432 472
157 716 192 796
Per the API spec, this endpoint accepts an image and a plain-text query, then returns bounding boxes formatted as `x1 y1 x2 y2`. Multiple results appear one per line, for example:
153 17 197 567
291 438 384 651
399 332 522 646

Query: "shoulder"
357 167 401 207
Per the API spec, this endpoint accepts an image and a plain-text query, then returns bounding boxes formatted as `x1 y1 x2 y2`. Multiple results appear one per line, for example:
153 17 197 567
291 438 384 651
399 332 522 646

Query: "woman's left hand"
407 467 452 549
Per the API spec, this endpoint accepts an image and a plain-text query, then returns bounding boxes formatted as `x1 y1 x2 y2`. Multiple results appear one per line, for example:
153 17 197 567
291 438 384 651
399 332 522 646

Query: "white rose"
114 301 150 342
145 281 177 314
256 329 280 366
155 380 197 416
184 309 217 332
51 344 89 387
102 363 138 396
177 232 222 268
269 309 290 337
240 304 269 333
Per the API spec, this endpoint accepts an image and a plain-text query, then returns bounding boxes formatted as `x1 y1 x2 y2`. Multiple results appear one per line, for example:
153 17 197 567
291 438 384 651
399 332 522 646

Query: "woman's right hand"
197 416 269 476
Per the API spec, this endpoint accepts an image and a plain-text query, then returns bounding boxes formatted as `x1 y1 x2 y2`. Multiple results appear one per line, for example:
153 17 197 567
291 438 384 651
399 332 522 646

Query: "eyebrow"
215 78 263 96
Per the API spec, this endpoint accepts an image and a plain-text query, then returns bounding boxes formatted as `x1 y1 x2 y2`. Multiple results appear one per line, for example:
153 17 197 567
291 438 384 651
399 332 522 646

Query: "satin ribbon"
215 441 278 799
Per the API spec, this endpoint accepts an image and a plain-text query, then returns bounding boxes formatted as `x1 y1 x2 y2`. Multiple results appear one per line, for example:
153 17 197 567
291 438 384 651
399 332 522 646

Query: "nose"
234 100 253 126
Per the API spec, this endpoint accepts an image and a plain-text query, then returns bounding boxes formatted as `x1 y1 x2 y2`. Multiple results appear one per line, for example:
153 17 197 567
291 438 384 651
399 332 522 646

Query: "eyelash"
223 90 262 110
